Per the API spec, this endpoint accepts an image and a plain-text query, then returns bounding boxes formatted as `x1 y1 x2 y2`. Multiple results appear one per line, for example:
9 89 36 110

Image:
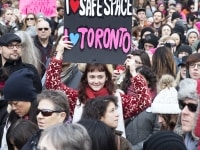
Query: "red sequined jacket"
46 57 151 119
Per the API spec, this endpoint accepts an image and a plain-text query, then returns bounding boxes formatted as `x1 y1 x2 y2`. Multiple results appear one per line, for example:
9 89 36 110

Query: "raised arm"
45 36 78 115
121 74 151 119
121 54 151 119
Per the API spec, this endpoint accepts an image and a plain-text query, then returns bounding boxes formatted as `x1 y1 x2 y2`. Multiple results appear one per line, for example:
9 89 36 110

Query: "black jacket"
3 58 42 93
21 130 42 150
0 100 8 147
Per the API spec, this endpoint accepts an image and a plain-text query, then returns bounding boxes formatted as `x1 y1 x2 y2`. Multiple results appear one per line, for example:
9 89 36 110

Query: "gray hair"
15 31 42 75
178 78 198 101
37 89 70 120
38 123 92 150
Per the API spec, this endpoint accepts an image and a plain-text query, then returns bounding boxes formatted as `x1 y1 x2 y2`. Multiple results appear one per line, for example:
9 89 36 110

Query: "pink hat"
195 22 200 32
157 2 164 8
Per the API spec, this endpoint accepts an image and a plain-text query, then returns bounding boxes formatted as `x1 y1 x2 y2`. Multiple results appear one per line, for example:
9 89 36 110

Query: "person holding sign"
45 35 152 137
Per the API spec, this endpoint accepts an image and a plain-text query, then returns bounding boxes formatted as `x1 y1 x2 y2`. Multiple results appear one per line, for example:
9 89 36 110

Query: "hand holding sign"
64 0 132 64
55 36 73 60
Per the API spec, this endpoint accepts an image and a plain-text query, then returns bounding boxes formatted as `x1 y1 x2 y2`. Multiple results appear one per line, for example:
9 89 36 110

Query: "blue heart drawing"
69 33 79 45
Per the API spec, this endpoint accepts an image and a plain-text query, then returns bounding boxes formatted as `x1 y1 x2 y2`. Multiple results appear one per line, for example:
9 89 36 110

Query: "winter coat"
46 57 152 120
125 107 159 150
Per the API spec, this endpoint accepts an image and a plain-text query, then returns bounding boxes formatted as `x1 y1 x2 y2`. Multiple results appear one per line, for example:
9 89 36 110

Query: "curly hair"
121 65 156 94
82 95 118 120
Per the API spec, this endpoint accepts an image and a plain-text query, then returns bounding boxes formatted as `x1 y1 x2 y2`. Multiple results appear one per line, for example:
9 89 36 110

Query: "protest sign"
19 0 56 17
64 0 132 64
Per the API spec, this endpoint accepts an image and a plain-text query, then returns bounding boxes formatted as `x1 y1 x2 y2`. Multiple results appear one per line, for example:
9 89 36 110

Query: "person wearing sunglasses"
21 13 37 38
21 89 70 150
34 20 53 67
193 81 200 150
174 78 199 150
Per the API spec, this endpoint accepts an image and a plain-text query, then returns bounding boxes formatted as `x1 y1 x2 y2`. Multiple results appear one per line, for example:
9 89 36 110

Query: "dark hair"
6 119 39 150
121 50 152 93
160 24 172 37
0 67 9 97
152 46 177 79
78 119 117 150
37 89 70 121
159 114 179 131
153 10 164 18
122 65 156 94
57 6 64 11
132 50 151 67
186 13 196 23
82 95 118 121
186 53 200 69
170 32 183 47
136 66 157 89
78 63 115 104
8 100 38 126
0 67 9 82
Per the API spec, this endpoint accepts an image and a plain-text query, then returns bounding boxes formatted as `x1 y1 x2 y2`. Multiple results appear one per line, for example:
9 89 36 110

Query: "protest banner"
64 0 132 64
19 0 56 17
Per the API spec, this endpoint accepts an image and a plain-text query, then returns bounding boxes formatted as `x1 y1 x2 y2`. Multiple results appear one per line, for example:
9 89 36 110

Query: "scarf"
86 87 109 99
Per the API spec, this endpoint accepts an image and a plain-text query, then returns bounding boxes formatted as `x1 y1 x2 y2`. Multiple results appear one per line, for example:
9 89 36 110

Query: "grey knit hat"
178 78 198 101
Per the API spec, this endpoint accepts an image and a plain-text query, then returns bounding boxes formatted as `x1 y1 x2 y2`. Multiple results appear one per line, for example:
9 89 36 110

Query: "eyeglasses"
26 18 35 21
179 101 197 112
190 7 194 9
7 44 22 49
189 63 200 69
38 28 49 31
37 109 62 117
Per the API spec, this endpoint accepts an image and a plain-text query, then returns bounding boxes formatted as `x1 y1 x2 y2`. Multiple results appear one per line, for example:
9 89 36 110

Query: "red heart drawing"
70 0 80 14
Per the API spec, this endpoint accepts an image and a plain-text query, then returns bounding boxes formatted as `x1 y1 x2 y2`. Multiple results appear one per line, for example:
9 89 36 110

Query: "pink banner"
19 0 56 17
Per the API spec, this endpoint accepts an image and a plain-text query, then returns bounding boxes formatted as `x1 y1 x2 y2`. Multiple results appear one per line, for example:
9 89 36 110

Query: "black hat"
3 68 37 102
143 131 187 150
171 12 182 21
173 21 186 36
0 33 21 46
141 27 155 38
144 33 159 48
177 44 192 56
178 56 188 67
137 8 145 14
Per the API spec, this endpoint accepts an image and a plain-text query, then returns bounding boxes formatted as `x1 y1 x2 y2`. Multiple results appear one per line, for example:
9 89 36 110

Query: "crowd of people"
0 0 200 150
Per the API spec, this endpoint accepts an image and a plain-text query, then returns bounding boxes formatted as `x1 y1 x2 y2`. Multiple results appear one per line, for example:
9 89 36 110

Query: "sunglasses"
37 109 62 117
38 28 49 31
179 101 197 112
165 42 176 48
26 18 35 21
